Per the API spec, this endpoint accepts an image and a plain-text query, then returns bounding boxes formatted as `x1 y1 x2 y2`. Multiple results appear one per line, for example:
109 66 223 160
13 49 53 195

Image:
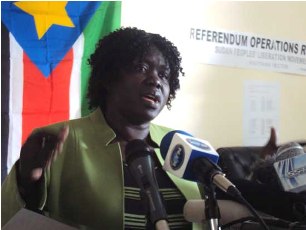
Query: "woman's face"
106 46 171 124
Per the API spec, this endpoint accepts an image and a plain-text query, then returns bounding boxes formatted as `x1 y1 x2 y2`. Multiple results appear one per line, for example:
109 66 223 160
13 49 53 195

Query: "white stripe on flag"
7 33 23 173
69 34 84 119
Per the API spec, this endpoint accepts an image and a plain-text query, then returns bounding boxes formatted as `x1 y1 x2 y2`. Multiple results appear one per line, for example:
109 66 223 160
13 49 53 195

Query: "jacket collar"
89 107 161 147
89 108 117 146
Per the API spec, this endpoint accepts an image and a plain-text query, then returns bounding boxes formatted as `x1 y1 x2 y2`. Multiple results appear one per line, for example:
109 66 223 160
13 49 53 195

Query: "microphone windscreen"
160 130 193 159
160 130 219 182
125 139 152 163
275 142 304 161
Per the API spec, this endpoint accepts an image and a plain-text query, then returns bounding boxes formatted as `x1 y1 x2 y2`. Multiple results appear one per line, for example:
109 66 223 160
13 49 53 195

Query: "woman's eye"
159 71 170 80
136 64 148 73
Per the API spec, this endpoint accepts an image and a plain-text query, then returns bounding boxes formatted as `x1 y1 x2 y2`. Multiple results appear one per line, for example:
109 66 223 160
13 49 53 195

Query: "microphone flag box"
162 132 219 181
273 153 306 193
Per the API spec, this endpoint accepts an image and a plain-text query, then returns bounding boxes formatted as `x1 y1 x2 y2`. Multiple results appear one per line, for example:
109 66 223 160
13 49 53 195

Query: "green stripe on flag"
81 1 121 116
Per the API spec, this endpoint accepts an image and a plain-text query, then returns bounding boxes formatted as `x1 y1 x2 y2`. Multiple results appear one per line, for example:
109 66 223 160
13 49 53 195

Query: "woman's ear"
97 77 112 93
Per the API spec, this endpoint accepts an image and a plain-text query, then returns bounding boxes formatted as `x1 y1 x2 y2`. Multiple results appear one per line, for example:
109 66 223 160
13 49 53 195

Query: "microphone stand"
203 183 221 230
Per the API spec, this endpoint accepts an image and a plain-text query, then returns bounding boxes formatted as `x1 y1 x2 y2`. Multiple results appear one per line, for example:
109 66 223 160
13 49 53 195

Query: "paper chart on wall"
243 80 280 146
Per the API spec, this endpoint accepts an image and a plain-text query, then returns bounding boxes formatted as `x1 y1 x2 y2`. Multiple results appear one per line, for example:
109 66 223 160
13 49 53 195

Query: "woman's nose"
146 70 161 88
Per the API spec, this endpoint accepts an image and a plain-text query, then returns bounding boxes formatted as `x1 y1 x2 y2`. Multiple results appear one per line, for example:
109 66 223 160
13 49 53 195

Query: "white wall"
121 1 306 148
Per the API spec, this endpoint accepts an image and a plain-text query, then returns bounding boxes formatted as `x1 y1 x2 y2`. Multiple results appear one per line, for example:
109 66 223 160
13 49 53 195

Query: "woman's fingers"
38 134 58 167
20 126 69 183
56 125 69 154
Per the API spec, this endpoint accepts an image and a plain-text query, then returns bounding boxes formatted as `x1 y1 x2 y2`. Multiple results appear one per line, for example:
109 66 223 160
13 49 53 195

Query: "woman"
2 27 204 230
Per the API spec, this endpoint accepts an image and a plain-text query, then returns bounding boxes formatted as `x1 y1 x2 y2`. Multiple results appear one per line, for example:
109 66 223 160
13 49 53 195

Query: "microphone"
273 142 306 193
161 131 269 230
125 139 169 230
183 199 252 224
275 142 304 161
160 130 239 196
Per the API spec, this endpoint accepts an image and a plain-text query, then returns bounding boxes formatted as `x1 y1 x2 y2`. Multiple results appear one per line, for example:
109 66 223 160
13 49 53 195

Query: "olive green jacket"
2 108 204 229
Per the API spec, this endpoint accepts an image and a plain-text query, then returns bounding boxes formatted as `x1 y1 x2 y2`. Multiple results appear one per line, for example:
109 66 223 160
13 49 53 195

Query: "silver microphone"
275 142 304 161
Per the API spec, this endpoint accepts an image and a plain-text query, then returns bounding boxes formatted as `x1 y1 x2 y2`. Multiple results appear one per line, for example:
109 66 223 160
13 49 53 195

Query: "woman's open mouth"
141 93 161 108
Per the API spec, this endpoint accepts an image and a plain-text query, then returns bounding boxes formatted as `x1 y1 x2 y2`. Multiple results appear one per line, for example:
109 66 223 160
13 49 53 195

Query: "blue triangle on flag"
1 1 102 77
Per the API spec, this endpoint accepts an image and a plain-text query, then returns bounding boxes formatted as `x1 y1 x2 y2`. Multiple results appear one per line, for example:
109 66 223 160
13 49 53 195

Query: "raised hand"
17 125 69 207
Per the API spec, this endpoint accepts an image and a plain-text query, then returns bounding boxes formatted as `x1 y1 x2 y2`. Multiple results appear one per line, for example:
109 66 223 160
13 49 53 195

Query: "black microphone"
125 139 169 230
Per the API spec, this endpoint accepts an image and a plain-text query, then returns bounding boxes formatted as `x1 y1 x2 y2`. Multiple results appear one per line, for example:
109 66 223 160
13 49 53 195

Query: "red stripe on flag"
22 49 73 144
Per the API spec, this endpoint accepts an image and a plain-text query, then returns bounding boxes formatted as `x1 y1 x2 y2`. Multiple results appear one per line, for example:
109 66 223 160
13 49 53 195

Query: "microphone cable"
192 156 269 229
226 186 269 230
222 216 306 230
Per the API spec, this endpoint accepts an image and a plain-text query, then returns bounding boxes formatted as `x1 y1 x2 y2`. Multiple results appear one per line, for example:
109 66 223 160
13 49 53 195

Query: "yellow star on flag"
14 1 75 39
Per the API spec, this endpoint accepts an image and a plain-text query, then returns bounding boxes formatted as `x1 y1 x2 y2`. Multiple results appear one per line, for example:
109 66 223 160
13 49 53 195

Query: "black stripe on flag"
1 22 10 183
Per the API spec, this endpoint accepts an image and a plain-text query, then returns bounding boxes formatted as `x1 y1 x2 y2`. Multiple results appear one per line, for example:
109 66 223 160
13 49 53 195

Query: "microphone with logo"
273 142 306 193
160 130 235 229
125 139 169 230
160 130 240 197
160 130 269 230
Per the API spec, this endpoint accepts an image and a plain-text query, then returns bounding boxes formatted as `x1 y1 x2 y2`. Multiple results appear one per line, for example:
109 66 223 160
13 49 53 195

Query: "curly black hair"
87 27 184 111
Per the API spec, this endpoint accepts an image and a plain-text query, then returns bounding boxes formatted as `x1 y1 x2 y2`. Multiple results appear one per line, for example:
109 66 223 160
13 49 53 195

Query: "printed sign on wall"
185 27 306 76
